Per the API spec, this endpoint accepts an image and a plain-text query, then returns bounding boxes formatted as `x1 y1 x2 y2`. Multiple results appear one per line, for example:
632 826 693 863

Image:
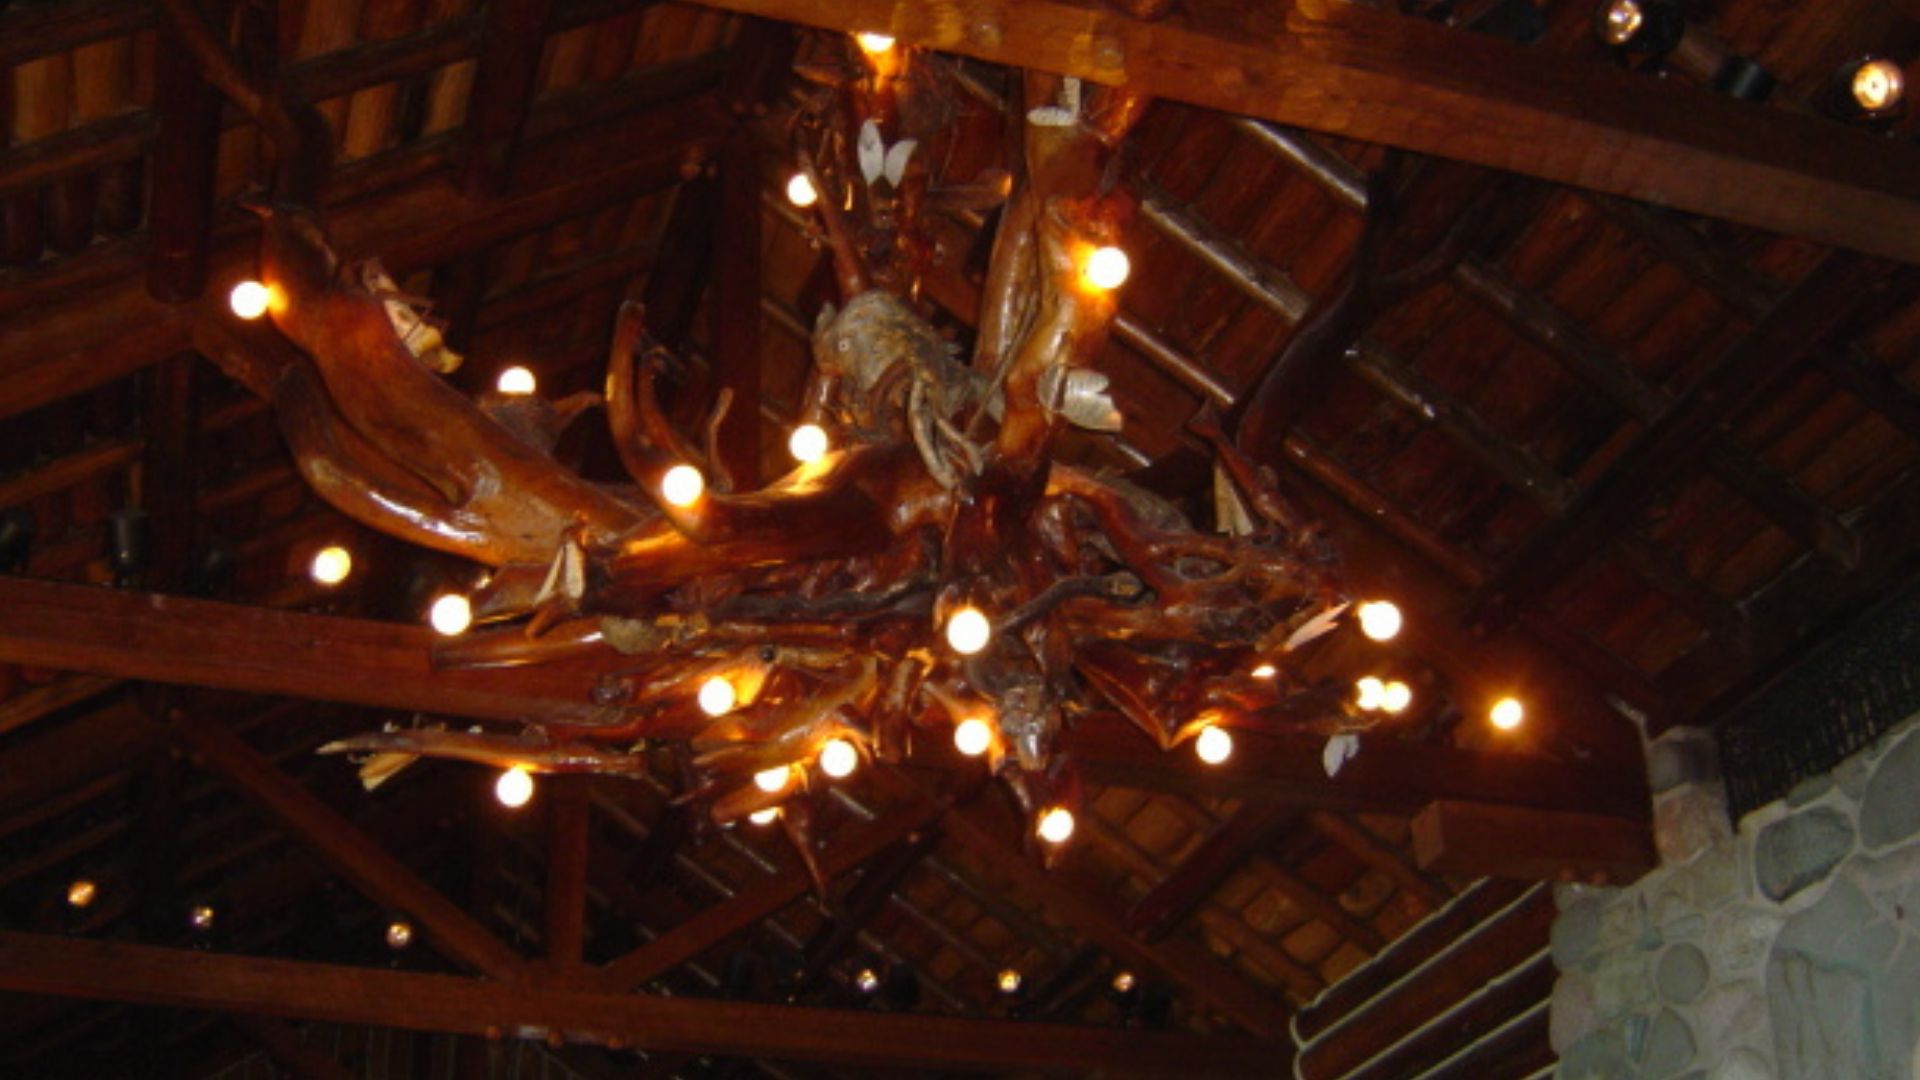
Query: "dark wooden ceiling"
1 0 1916 1075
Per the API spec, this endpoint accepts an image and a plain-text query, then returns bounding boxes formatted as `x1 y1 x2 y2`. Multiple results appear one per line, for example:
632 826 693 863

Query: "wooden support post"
170 712 528 981
545 776 592 970
146 0 226 303
0 930 1289 1075
462 0 557 196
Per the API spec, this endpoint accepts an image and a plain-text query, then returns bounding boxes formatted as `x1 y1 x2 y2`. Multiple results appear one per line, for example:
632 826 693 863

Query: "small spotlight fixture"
1848 58 1906 115
788 423 829 463
953 716 993 757
754 765 794 794
945 606 992 655
495 765 534 808
1036 806 1075 845
1490 696 1526 731
496 366 537 396
66 879 97 909
748 807 780 826
856 967 882 994
1380 680 1413 715
1194 724 1234 766
996 968 1023 995
818 737 859 779
1595 0 1683 54
854 31 895 55
386 920 414 950
785 173 820 208
1081 245 1131 291
189 904 216 933
1111 970 1137 994
661 464 705 508
229 280 272 320
1356 600 1402 642
698 676 738 717
429 593 472 636
309 545 352 586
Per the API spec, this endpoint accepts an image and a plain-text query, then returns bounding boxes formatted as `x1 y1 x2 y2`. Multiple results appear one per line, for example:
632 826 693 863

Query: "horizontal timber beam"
685 0 1920 262
0 931 1285 1075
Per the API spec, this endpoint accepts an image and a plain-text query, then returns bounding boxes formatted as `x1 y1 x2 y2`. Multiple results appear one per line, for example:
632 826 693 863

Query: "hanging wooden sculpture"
160 0 1396 873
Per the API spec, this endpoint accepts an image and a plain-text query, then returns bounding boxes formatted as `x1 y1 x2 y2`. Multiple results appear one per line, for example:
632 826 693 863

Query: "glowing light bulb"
1600 0 1643 46
698 676 737 717
945 606 991 655
1852 59 1905 113
785 173 819 208
1251 662 1277 680
229 280 272 320
788 423 829 464
754 765 793 794
1355 676 1387 711
997 968 1023 994
1111 970 1137 993
1195 725 1234 765
1381 680 1413 715
386 920 414 950
953 717 993 757
1490 697 1525 731
1081 246 1131 291
661 464 705 508
855 31 895 55
818 737 859 779
309 545 352 586
1036 806 1075 845
429 593 472 636
1356 600 1402 642
189 904 216 932
856 967 882 993
495 765 534 808
749 807 780 826
496 366 537 395
67 879 97 909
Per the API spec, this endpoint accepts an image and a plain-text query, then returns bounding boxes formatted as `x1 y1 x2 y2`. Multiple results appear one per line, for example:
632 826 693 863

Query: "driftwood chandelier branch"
180 15 1410 880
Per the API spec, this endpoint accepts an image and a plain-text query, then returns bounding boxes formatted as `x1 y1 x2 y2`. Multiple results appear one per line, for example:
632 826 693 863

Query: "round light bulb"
748 807 780 826
429 593 472 636
788 423 829 463
229 280 272 320
1355 676 1386 711
67 879 97 909
945 606 991 655
953 717 993 757
997 968 1023 994
1356 600 1402 642
1195 725 1234 765
1601 0 1643 46
1251 662 1277 680
386 920 414 950
753 765 793 794
1111 970 1137 993
189 904 216 932
1036 806 1075 845
818 737 859 779
855 31 895 55
496 366 537 396
785 173 819 208
856 967 882 993
697 676 737 717
495 765 534 808
661 464 705 508
1490 697 1525 731
1081 246 1131 291
1852 59 1905 113
1380 680 1413 715
309 545 352 586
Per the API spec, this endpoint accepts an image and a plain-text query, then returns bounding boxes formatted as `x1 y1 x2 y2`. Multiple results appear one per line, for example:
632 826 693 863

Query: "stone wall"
1550 711 1920 1079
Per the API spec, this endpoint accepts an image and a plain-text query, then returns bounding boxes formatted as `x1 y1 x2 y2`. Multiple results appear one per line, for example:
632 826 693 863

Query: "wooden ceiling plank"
939 798 1295 1039
0 930 1287 1074
1125 802 1294 940
1816 346 1920 445
170 711 529 981
0 0 154 68
683 0 1920 261
1473 253 1886 622
593 793 947 990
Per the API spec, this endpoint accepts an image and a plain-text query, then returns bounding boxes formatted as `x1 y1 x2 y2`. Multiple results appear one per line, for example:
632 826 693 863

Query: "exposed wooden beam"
1308 811 1449 911
1125 803 1293 939
461 0 558 196
0 673 120 737
0 931 1285 1075
0 698 160 820
171 711 529 981
687 0 1920 261
1410 800 1656 884
710 128 764 486
545 776 593 971
145 0 225 303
